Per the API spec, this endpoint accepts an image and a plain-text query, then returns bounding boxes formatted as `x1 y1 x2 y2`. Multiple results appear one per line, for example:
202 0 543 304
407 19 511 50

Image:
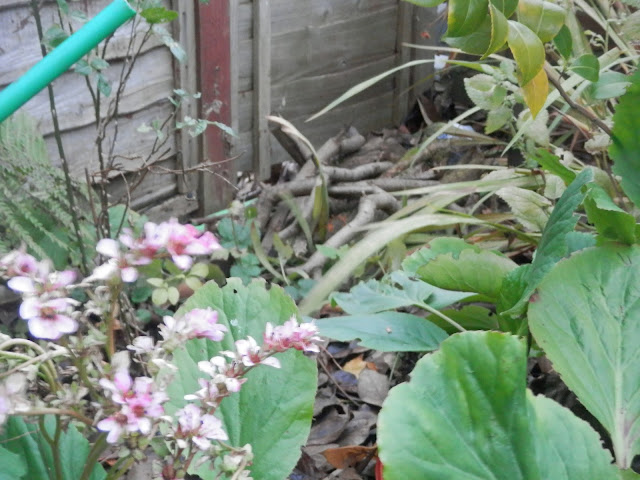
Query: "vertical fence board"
253 0 271 180
393 1 413 125
173 0 200 196
198 0 236 214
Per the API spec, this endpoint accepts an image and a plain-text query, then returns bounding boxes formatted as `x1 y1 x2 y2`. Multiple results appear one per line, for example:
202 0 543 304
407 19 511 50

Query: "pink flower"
176 404 228 449
90 239 139 283
183 308 227 341
263 317 322 354
195 356 245 397
0 250 38 277
19 297 78 340
98 370 168 443
119 223 166 265
160 219 220 270
224 337 281 369
7 267 75 295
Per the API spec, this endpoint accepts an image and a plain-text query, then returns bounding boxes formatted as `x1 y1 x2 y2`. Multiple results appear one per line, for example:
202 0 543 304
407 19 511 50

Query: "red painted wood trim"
197 0 234 213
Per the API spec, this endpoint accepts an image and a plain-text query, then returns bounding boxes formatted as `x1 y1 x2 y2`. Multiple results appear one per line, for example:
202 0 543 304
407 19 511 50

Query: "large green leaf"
611 69 640 209
0 447 26 479
507 20 545 86
490 0 518 17
553 24 573 59
502 168 594 316
402 237 477 275
167 279 317 480
426 305 510 333
445 16 493 55
584 184 636 244
331 270 471 315
529 245 640 468
482 4 509 58
0 416 106 480
447 0 489 38
517 0 566 43
569 53 600 82
316 311 448 352
417 248 518 300
378 331 617 479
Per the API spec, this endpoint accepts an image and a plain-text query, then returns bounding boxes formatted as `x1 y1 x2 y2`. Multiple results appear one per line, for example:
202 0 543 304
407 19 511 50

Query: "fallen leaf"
323 445 377 469
308 407 350 445
343 355 368 378
357 369 390 407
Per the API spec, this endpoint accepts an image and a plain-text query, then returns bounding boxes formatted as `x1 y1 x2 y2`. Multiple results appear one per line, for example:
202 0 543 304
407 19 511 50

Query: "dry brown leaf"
322 445 377 469
343 355 368 378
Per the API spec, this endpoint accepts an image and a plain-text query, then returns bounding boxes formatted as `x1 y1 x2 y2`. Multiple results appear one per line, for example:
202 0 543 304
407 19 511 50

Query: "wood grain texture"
198 0 236 214
253 0 271 180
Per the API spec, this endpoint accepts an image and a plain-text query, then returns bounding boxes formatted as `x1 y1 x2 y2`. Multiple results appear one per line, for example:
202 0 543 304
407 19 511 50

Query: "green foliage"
529 245 640 468
500 168 594 317
167 279 317 480
417 248 517 300
378 331 619 479
316 311 447 352
0 416 106 480
611 70 640 209
0 113 94 268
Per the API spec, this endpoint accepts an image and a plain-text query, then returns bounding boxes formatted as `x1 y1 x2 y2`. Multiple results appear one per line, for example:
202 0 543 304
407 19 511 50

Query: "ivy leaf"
447 0 490 38
507 20 545 86
569 54 600 82
517 0 566 43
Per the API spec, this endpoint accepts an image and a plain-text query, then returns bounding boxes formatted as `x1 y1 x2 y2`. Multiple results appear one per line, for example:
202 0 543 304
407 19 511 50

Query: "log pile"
250 117 499 277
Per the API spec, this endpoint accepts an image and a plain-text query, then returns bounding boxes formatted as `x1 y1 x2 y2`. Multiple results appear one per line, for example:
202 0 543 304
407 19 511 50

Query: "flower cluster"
1 250 78 340
97 369 168 443
263 317 322 353
174 403 228 449
91 218 221 283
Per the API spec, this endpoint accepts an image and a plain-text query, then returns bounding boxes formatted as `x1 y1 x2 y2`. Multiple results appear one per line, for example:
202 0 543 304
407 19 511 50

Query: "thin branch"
546 67 613 136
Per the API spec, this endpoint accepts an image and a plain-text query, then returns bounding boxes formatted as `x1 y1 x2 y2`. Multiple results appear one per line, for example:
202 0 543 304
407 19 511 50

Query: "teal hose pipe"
0 0 136 123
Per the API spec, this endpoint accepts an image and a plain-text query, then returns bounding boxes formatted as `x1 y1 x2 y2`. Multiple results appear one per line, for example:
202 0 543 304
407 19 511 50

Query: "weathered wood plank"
237 5 398 91
108 157 179 208
18 46 174 135
252 0 271 180
0 1 165 87
172 0 200 195
237 0 396 39
46 102 177 179
236 54 397 135
142 193 199 221
393 1 413 124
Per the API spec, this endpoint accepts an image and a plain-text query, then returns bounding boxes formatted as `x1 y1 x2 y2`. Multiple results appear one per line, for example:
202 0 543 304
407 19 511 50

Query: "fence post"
197 0 236 215
253 0 271 181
